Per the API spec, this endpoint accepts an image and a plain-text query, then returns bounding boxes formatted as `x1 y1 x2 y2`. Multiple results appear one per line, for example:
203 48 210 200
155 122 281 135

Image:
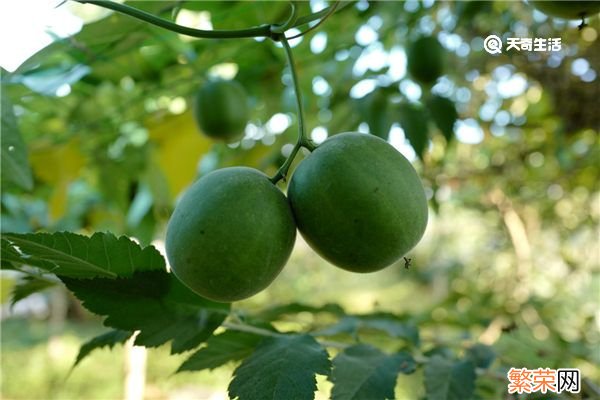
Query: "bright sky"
0 0 84 72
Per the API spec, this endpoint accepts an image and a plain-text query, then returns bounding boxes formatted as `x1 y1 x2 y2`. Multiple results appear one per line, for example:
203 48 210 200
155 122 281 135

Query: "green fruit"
407 36 445 85
193 79 249 141
528 1 600 19
165 167 296 302
288 133 428 273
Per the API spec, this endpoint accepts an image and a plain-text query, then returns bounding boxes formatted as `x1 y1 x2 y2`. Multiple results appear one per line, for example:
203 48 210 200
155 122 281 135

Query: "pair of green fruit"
165 133 429 302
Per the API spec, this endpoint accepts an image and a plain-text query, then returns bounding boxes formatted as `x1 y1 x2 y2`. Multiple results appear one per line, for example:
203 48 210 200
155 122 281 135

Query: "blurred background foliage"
1 0 598 399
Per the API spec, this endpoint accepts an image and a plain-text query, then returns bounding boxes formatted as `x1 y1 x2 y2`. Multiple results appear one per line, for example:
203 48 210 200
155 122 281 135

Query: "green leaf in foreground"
178 330 264 373
62 270 230 353
228 334 331 400
330 344 416 400
424 356 476 400
74 330 133 367
1 92 33 190
1 232 164 278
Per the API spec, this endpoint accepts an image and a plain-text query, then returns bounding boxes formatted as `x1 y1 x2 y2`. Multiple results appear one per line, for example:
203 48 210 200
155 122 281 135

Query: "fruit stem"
280 36 307 146
270 35 316 184
270 142 301 184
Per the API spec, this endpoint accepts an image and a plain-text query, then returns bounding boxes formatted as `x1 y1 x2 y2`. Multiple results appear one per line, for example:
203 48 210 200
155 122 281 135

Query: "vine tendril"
269 36 316 185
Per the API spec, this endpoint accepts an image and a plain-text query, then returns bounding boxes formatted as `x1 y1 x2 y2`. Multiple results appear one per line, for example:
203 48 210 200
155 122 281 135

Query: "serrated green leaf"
424 356 476 400
465 344 496 369
315 314 419 346
228 334 331 400
314 316 360 337
1 232 164 278
1 93 33 190
11 276 56 306
178 329 265 373
74 330 133 368
359 315 420 346
426 95 457 142
330 344 415 400
396 103 429 160
62 270 229 353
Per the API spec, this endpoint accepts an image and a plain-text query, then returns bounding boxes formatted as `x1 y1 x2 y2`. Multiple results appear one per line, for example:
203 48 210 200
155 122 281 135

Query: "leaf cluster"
2 231 489 399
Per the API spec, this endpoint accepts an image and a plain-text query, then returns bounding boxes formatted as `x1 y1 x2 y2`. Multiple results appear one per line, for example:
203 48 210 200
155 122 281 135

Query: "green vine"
73 0 348 40
287 1 341 40
74 0 274 39
270 35 316 185
270 1 299 35
77 0 331 185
